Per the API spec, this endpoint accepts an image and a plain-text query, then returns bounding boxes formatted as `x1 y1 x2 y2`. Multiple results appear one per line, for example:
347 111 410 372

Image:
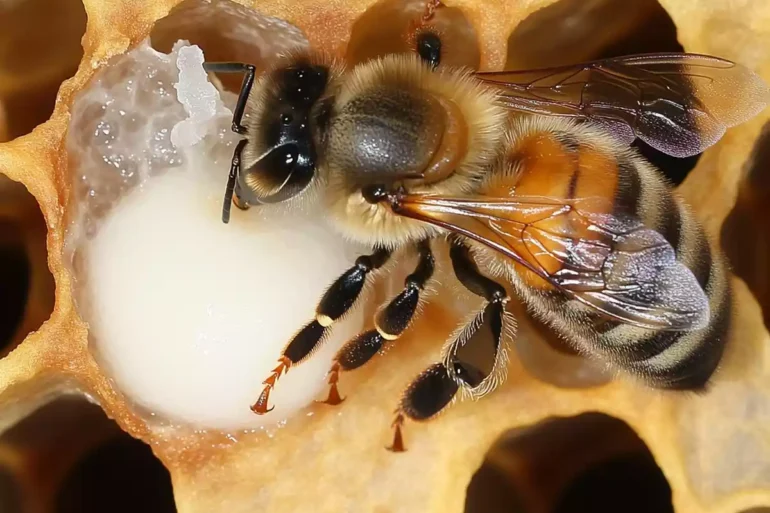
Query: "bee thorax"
326 88 446 187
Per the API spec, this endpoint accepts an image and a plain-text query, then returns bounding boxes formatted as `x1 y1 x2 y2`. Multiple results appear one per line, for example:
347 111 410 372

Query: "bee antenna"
222 172 235 224
223 139 249 224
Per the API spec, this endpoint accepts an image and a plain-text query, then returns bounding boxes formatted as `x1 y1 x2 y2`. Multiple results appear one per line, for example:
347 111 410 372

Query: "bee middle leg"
388 238 513 452
322 239 435 405
250 247 392 414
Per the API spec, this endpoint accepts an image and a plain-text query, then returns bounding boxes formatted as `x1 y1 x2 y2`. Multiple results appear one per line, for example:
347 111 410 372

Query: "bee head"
237 56 332 206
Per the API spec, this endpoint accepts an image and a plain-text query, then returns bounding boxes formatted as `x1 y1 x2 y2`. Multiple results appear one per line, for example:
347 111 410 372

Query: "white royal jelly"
68 42 366 430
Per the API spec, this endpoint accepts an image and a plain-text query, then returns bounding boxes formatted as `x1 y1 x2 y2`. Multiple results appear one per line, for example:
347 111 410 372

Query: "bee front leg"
251 247 392 414
322 240 435 405
388 238 514 451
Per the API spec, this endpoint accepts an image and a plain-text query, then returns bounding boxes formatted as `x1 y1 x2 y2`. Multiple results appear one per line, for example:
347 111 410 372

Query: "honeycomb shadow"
55 431 176 513
0 0 86 141
464 412 673 513
0 393 176 513
721 120 770 330
0 177 55 357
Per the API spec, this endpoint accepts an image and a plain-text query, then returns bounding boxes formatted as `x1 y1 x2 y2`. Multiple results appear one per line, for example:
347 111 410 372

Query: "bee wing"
392 194 710 331
475 53 770 158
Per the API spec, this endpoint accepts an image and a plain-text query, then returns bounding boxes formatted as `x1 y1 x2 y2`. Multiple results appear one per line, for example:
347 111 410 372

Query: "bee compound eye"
263 144 300 177
278 145 298 169
241 143 302 201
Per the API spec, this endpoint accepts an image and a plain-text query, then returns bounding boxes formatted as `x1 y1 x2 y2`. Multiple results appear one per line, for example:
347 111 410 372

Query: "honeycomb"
0 0 769 512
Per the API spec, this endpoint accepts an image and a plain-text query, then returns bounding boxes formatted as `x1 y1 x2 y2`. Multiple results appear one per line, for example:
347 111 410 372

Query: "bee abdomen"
590 162 732 390
503 118 733 391
595 265 731 389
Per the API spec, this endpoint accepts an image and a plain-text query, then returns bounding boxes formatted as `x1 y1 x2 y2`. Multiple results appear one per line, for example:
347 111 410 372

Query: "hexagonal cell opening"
0 243 28 352
0 466 20 513
464 413 672 513
0 396 122 511
0 176 55 356
55 431 176 513
721 120 770 330
346 0 481 69
149 0 309 93
0 394 173 512
506 0 699 186
0 0 86 141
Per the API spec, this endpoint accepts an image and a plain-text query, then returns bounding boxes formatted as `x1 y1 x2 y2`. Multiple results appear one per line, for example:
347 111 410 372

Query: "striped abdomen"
483 116 731 390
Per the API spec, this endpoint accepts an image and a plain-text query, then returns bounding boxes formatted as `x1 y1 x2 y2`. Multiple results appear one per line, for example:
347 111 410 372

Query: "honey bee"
203 28 769 451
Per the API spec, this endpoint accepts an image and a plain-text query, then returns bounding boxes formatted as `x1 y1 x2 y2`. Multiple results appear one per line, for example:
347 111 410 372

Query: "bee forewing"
568 225 711 331
392 194 710 331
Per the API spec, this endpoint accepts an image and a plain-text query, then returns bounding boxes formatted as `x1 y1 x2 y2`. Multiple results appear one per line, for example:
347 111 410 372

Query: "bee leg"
387 238 512 451
322 240 435 405
322 329 383 405
444 238 513 395
201 62 256 135
251 247 392 414
375 239 434 341
387 363 458 452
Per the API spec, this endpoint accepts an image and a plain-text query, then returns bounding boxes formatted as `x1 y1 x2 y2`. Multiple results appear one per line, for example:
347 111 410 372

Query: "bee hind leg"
387 237 513 451
251 247 391 414
387 362 459 452
321 239 435 405
444 238 513 396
